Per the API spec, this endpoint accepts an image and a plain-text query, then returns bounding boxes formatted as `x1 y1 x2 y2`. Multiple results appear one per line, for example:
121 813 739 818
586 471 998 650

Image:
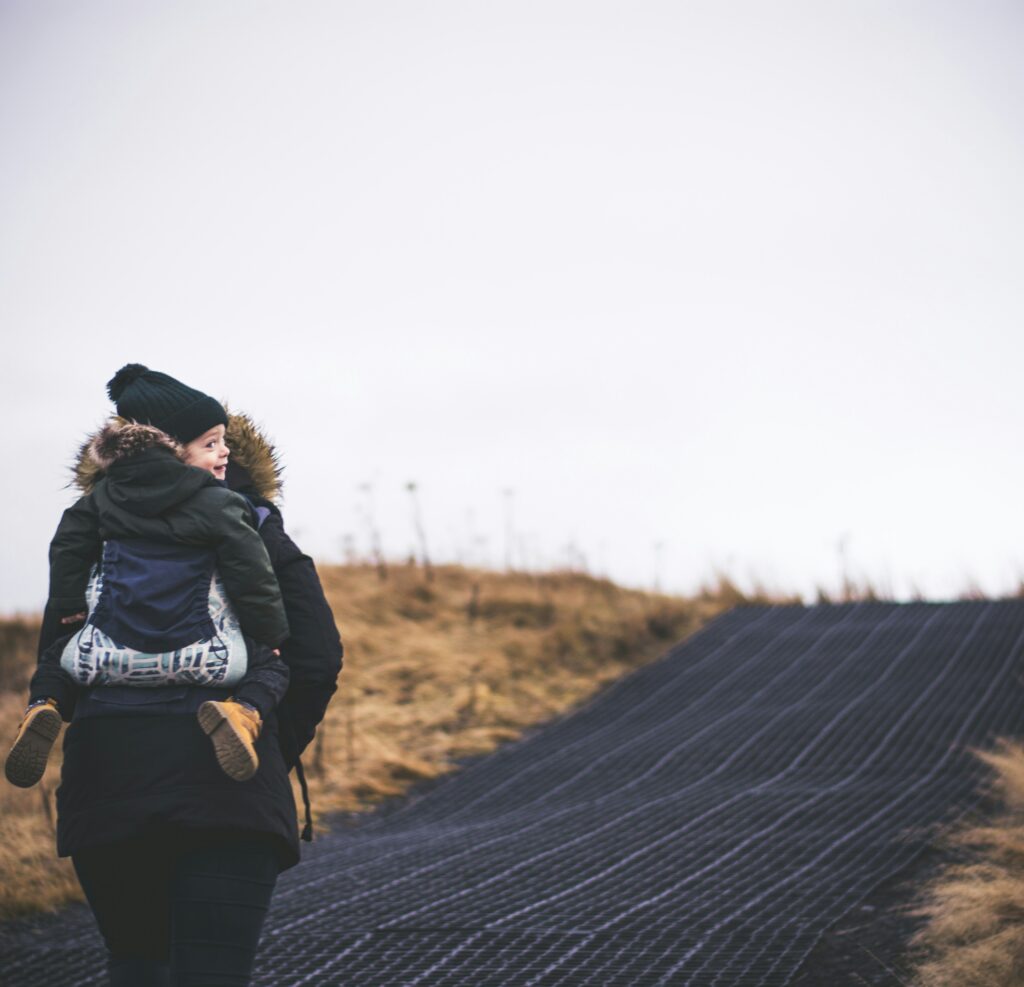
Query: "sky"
1 0 1023 612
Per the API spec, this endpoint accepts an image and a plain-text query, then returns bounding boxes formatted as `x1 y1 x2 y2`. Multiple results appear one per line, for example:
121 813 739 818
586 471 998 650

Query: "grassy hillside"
0 563 765 919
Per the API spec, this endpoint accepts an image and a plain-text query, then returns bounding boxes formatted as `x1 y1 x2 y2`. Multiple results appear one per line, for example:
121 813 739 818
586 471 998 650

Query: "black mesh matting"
3 601 1024 986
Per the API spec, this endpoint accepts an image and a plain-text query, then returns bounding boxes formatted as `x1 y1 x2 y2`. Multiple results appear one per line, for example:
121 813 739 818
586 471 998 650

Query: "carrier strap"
294 755 314 842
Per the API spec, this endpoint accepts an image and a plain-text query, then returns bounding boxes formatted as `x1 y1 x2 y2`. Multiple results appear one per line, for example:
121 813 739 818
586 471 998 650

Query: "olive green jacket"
48 420 290 648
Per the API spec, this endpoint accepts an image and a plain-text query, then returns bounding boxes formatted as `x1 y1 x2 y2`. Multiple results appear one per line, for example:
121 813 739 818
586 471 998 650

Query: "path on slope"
3 601 1024 986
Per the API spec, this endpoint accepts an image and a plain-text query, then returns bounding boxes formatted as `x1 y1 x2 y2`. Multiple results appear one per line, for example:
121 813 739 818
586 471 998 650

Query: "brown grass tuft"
913 739 1024 986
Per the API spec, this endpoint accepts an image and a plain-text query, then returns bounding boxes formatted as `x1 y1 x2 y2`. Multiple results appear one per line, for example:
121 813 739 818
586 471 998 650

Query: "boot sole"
198 702 259 782
5 707 62 788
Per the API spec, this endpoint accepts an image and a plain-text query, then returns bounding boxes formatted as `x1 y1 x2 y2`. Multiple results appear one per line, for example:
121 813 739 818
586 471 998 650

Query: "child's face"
183 424 229 480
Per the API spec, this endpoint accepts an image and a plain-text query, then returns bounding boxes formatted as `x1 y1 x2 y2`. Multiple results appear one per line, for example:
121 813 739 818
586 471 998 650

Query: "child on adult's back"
5 363 291 787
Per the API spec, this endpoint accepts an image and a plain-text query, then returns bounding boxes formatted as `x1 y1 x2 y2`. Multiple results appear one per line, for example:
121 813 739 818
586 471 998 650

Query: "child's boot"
5 698 62 788
198 699 261 781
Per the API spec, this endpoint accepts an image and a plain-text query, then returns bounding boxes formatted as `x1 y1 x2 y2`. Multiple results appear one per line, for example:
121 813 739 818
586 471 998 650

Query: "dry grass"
912 740 1024 986
0 632 85 920
0 563 773 919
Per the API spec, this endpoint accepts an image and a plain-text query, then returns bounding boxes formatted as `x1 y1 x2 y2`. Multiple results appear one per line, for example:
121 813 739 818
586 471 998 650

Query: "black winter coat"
44 411 343 870
221 415 344 770
55 678 301 869
239 499 342 769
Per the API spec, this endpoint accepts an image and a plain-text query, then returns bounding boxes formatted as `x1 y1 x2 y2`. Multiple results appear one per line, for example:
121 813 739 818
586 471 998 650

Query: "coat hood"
88 419 185 471
72 409 284 504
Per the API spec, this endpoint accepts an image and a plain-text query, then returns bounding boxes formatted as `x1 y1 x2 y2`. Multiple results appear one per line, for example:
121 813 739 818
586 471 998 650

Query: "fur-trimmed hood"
72 410 284 503
87 419 185 472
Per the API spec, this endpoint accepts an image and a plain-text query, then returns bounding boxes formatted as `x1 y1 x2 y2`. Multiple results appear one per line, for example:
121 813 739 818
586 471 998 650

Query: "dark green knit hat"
106 363 228 445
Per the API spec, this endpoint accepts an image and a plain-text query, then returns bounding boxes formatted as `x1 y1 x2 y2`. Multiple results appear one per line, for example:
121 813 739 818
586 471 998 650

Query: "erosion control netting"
3 601 1024 986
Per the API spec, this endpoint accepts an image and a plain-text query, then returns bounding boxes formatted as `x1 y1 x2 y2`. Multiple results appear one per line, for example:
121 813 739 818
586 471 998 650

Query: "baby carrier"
61 538 248 688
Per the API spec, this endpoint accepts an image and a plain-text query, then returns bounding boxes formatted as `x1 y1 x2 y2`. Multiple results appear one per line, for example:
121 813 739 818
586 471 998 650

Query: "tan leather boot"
198 699 261 781
5 698 62 788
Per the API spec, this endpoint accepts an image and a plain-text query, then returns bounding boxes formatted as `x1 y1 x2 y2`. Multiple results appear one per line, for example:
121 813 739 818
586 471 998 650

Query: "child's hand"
60 612 86 625
272 649 281 656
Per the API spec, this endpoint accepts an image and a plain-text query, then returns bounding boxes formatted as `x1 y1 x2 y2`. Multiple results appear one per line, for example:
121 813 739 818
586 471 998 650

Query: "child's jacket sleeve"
48 496 102 615
35 497 103 717
210 492 291 648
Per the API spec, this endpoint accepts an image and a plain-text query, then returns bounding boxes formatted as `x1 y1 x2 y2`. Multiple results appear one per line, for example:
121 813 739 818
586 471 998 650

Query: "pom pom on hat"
107 363 151 402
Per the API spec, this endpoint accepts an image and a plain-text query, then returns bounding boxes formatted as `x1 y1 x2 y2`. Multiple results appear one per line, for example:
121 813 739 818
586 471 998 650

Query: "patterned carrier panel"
60 563 248 687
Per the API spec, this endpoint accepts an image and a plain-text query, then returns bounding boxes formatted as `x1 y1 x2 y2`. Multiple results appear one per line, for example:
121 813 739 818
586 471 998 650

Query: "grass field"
0 563 765 919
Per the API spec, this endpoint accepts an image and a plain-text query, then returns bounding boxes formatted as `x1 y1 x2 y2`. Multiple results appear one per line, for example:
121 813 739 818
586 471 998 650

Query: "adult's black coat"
41 411 343 870
222 413 344 770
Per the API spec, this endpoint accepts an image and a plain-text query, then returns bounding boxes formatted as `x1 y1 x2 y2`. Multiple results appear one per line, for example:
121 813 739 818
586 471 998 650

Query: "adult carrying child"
4 364 343 987
8 362 291 784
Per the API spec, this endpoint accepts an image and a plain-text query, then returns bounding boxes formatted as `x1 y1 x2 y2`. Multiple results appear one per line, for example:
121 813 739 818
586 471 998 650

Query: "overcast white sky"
2 1 1022 612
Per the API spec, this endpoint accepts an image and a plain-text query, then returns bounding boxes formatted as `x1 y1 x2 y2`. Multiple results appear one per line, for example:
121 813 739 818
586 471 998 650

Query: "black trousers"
71 827 279 987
